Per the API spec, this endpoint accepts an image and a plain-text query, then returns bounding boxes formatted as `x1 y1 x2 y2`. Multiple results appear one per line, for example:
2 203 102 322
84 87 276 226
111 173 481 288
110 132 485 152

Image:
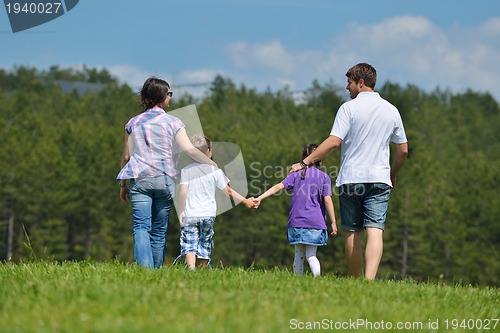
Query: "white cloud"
47 17 498 101
227 40 295 74
175 69 219 84
480 17 500 35
105 64 166 90
223 16 500 101
7 15 496 101
104 65 216 98
275 77 296 90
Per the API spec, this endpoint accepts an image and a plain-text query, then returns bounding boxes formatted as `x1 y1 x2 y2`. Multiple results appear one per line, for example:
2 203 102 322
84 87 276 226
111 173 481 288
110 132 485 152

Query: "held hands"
242 197 257 209
252 197 262 209
240 197 261 209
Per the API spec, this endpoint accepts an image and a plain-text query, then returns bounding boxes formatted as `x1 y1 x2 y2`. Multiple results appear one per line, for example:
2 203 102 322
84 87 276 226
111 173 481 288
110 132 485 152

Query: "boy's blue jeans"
129 175 175 268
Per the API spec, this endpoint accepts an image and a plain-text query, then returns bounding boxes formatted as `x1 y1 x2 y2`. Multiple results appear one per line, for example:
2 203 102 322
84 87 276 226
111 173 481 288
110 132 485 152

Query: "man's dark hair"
346 63 377 89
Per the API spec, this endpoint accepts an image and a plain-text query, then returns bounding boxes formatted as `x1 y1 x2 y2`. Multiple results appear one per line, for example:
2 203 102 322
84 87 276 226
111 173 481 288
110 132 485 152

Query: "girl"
254 144 337 276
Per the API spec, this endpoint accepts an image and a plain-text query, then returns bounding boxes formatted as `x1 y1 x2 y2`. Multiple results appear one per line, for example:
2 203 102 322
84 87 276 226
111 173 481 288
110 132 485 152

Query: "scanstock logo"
3 0 79 33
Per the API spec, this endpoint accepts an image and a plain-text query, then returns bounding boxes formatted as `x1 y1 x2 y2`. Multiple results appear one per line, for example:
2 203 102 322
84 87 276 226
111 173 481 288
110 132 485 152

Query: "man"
290 63 408 280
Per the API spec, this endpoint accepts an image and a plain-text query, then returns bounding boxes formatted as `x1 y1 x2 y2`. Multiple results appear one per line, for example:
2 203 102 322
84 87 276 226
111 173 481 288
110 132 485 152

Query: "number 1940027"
5 2 63 14
444 318 498 330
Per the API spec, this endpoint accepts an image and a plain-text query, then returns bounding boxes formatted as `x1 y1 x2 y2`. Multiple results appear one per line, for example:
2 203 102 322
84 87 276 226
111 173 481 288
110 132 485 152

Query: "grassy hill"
0 261 498 332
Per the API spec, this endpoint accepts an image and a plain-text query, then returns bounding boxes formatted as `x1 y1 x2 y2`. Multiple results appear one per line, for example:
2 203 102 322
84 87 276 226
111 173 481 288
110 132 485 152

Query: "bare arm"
390 142 408 187
290 135 342 173
119 133 130 204
177 184 188 225
324 196 337 236
223 185 255 209
253 183 285 208
175 128 217 167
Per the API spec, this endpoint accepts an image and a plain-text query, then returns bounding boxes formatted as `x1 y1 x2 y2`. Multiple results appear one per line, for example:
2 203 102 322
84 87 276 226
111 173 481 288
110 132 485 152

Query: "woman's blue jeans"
129 175 175 268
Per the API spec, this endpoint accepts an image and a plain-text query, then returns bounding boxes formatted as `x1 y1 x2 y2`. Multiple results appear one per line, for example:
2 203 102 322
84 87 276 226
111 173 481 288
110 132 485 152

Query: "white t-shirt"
330 92 407 187
180 163 230 217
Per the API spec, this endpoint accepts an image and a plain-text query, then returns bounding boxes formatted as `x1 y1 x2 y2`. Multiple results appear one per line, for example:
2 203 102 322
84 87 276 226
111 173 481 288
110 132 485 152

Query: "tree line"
0 66 498 286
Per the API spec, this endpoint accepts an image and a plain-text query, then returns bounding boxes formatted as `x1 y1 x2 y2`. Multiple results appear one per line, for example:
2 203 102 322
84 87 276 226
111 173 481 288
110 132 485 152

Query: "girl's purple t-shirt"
281 167 332 230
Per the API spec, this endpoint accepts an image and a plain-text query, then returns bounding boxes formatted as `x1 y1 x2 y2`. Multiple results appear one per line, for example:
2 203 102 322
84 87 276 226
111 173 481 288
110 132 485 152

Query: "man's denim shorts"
180 217 215 259
339 183 392 232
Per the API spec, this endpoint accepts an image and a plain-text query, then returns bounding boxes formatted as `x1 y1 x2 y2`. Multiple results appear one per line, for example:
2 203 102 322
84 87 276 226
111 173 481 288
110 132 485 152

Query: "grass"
0 261 498 333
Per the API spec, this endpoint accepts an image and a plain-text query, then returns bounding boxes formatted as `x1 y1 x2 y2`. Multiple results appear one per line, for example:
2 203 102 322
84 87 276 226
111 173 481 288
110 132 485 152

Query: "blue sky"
1 0 500 100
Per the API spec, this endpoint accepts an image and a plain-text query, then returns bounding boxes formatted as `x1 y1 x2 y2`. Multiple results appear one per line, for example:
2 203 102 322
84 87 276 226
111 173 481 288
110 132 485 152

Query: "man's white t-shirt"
330 92 407 187
180 163 229 217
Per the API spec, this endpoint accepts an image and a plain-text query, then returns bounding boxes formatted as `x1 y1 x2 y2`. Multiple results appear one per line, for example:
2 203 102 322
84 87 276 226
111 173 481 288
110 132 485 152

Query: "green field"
0 261 498 332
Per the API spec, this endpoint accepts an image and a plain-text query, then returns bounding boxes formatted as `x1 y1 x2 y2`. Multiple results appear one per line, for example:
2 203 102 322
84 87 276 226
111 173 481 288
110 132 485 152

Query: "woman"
117 77 216 268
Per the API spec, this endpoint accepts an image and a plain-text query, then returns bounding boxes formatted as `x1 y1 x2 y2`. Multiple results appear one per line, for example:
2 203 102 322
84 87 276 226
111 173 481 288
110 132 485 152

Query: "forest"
0 66 498 286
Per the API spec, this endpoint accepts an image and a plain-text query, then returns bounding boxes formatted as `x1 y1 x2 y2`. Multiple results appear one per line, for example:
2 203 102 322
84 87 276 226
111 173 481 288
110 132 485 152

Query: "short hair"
190 134 211 154
346 63 377 89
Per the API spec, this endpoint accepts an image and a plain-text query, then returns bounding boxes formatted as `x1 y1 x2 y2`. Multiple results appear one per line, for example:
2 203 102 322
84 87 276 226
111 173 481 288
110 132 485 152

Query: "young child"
176 134 254 269
253 144 337 276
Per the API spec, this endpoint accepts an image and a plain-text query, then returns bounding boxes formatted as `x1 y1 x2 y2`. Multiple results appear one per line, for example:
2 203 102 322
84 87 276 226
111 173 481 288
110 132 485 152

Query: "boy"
176 134 254 269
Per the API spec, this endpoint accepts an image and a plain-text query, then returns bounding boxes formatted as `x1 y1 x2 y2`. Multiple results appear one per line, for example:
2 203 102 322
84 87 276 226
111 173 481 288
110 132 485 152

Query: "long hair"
140 77 171 110
301 143 321 179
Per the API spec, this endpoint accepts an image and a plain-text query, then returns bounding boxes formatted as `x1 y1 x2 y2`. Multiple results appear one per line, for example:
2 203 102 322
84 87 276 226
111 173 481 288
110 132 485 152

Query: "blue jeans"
129 175 175 268
339 183 392 232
